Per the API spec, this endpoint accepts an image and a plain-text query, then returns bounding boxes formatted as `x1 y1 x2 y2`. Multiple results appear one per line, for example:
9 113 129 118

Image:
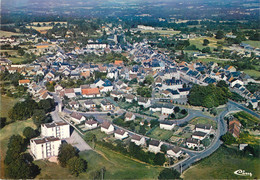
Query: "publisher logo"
234 169 252 177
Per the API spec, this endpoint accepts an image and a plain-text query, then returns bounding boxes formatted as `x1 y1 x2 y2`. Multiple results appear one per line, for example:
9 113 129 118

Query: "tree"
174 106 180 113
23 127 36 139
181 109 187 115
144 75 154 85
170 113 175 119
201 138 210 147
67 157 87 176
203 39 210 46
154 153 166 165
5 135 24 165
160 145 168 154
6 157 32 179
0 117 7 129
215 30 225 39
221 132 236 145
32 109 46 127
202 47 211 53
58 143 78 167
84 133 96 142
139 125 146 135
158 168 181 179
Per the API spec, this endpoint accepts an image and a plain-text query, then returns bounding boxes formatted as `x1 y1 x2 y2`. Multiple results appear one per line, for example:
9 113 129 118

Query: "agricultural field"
189 117 217 129
242 40 260 48
141 29 180 35
182 146 260 179
243 69 260 80
189 37 224 51
0 119 36 178
35 146 163 179
0 30 23 37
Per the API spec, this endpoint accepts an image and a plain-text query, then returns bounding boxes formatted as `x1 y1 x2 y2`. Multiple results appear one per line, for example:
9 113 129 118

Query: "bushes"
97 141 166 166
221 132 236 145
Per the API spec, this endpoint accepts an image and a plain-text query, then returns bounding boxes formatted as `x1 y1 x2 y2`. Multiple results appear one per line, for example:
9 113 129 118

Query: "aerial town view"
0 0 259 179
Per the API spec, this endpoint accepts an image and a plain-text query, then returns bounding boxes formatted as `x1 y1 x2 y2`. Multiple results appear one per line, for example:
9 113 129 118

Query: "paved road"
174 107 228 172
228 100 260 119
50 92 92 152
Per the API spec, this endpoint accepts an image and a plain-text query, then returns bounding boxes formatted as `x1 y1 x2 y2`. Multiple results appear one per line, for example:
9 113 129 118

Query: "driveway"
65 130 92 152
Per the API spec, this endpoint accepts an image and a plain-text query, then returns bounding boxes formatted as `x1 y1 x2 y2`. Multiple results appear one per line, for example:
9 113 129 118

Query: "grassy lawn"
34 160 73 179
243 69 260 80
141 30 180 35
0 30 22 37
85 129 107 141
148 126 173 140
189 117 217 129
182 146 260 179
79 146 162 179
0 119 36 178
0 95 19 123
8 57 26 64
242 40 260 48
35 146 162 179
193 57 227 64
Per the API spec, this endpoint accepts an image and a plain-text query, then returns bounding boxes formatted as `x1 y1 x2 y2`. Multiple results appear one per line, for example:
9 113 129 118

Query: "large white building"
41 122 70 139
30 136 61 160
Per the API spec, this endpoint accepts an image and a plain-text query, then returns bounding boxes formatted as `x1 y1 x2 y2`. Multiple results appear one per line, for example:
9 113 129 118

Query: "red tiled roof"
82 88 100 95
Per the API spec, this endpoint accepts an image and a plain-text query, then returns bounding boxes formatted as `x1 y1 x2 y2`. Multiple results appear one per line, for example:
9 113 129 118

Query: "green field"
148 126 173 140
36 145 163 179
193 57 228 64
243 69 260 80
8 57 26 64
189 117 217 129
0 95 19 122
182 146 260 179
0 119 36 178
242 41 260 48
141 29 180 35
84 129 107 141
189 37 224 51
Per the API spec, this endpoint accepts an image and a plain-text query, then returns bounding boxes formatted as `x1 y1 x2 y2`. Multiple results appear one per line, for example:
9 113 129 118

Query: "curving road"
50 92 259 174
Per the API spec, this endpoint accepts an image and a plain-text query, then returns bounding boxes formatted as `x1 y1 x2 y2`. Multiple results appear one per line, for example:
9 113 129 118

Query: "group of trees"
188 81 231 108
8 97 55 127
4 135 40 179
158 168 181 179
58 143 88 176
137 86 152 98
